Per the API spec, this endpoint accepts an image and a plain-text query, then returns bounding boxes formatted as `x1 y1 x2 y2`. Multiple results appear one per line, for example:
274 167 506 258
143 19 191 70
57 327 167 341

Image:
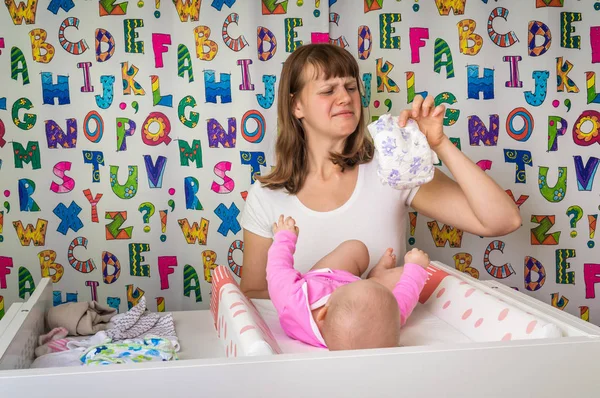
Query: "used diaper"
367 114 439 190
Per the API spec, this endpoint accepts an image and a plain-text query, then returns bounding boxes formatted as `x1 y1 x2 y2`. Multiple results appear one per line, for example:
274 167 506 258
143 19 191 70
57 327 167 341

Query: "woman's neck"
305 136 346 179
307 157 343 180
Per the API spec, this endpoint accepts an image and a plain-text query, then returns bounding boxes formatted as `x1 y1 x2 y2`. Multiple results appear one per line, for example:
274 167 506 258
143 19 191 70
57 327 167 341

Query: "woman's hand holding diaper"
272 214 299 236
397 94 446 150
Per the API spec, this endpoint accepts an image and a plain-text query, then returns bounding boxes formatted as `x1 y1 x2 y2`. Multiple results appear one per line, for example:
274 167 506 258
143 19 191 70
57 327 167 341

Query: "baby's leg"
370 247 430 296
366 248 406 290
368 267 404 292
366 248 397 279
309 240 369 277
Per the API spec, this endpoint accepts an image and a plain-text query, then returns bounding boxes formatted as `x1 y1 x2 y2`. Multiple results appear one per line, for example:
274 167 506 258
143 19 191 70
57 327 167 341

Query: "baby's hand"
404 248 430 269
272 214 299 236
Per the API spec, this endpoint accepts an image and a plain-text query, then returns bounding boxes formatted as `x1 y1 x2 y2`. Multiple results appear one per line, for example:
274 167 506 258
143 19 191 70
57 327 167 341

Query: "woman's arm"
240 229 272 299
410 140 521 237
399 95 521 237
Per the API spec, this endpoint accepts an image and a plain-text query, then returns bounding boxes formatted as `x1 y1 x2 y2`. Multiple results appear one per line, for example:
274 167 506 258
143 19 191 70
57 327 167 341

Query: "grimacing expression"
293 68 362 140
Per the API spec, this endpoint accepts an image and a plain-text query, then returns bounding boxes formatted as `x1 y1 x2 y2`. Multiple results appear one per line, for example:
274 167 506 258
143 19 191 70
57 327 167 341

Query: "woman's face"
292 66 362 143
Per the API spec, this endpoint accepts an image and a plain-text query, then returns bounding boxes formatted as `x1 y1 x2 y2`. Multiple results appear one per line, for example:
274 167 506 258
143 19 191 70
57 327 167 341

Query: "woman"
239 44 521 299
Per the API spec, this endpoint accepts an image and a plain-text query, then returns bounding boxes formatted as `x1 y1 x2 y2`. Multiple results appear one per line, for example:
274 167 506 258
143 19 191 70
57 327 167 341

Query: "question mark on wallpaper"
566 205 583 237
138 202 155 232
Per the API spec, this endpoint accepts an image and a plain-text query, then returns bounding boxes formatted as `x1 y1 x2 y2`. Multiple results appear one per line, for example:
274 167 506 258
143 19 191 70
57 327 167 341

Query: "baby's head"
317 280 401 351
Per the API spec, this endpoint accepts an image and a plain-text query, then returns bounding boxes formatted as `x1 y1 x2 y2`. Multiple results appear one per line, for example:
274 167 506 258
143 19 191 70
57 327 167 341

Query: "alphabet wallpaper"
0 0 599 327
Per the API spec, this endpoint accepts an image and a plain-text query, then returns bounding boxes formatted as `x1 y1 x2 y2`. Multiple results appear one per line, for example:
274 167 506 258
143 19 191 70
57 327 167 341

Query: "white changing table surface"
252 299 472 352
399 305 473 346
173 299 472 359
172 311 223 360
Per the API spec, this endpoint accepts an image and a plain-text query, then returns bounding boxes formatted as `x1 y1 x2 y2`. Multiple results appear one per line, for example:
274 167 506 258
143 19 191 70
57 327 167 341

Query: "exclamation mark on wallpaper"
409 212 418 245
155 0 161 18
588 214 597 248
160 199 175 242
314 0 321 17
160 210 168 242
0 296 4 321
157 297 165 312
413 0 420 12
580 306 590 322
1 190 10 243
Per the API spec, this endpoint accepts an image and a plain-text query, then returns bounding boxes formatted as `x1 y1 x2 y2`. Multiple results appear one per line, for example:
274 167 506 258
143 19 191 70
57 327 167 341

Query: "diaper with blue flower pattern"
367 114 439 190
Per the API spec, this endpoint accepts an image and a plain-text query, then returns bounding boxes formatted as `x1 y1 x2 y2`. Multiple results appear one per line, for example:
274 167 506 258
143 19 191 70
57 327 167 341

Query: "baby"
266 215 430 351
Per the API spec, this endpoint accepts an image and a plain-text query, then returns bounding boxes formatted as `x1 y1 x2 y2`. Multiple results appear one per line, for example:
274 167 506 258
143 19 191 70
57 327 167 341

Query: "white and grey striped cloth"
106 296 176 341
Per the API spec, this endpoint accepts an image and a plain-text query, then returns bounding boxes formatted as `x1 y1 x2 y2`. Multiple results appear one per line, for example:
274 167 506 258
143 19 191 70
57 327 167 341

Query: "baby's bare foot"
367 248 396 279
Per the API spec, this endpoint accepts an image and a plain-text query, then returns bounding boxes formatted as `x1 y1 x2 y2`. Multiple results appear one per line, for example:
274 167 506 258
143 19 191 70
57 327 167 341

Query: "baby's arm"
266 230 303 313
392 263 429 325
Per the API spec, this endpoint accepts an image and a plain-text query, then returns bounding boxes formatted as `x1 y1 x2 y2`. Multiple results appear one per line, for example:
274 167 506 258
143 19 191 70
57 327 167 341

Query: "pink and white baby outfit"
266 230 429 348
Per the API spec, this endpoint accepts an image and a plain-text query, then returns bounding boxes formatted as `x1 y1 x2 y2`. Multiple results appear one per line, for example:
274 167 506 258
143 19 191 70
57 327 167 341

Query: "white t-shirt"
240 159 420 275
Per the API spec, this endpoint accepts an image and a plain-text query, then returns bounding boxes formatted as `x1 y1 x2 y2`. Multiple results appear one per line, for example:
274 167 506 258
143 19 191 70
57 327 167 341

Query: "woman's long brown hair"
256 44 374 194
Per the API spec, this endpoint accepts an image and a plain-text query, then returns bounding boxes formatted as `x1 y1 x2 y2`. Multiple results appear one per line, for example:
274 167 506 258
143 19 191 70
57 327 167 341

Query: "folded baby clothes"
47 301 117 336
30 331 111 368
119 336 180 352
66 331 112 350
30 349 86 369
81 337 178 365
367 114 439 190
106 296 177 341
